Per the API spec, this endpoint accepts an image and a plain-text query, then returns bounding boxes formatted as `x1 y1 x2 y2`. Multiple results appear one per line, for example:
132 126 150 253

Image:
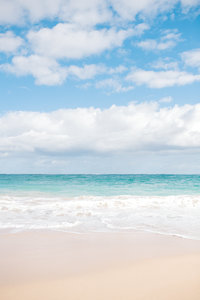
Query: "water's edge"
1 175 200 240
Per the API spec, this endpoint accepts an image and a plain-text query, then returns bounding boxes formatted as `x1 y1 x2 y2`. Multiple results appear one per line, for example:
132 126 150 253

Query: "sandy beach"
1 0 200 297
0 231 200 300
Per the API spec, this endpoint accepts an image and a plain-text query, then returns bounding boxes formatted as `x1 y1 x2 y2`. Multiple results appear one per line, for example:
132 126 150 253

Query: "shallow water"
0 174 200 239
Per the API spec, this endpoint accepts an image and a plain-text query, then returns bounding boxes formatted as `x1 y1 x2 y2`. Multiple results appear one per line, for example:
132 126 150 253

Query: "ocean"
0 174 200 240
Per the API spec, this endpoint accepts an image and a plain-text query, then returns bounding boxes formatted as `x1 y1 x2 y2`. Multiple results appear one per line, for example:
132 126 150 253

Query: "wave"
0 193 200 240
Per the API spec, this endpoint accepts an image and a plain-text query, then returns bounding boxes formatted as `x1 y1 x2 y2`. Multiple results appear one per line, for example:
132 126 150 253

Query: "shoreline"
1 230 200 299
1 227 200 242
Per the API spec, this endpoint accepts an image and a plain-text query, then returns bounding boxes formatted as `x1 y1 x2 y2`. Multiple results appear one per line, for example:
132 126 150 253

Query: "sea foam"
0 193 200 240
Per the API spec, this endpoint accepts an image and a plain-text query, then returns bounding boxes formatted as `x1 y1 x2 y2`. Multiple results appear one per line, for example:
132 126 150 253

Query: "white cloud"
96 78 133 93
1 103 200 158
159 96 173 103
1 57 128 85
132 23 150 35
126 68 200 88
66 64 107 80
0 0 23 25
162 29 180 41
110 0 199 20
1 55 67 85
137 39 174 50
27 23 133 59
67 64 127 80
137 29 181 51
57 0 111 27
108 65 128 74
180 0 200 10
0 0 200 26
181 48 200 70
0 31 23 54
0 0 199 26
151 58 179 70
0 0 82 25
1 55 124 85
110 0 176 20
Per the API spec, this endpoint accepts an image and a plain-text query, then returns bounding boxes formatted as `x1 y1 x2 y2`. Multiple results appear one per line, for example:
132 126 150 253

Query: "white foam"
0 193 200 239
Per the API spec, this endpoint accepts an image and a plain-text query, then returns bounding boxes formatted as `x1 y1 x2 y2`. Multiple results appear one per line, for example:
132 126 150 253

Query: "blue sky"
0 0 200 173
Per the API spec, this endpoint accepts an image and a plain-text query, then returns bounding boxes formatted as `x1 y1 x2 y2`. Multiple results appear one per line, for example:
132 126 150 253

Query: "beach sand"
0 231 200 300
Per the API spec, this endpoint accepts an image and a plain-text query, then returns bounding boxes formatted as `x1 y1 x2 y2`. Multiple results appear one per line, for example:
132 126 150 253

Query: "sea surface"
0 174 200 240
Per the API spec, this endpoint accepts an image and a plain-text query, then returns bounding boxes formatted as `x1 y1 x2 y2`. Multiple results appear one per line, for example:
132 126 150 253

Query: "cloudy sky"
0 0 200 173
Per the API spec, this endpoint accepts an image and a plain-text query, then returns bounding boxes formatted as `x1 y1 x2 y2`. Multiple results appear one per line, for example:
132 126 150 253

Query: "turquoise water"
0 174 200 239
0 174 200 196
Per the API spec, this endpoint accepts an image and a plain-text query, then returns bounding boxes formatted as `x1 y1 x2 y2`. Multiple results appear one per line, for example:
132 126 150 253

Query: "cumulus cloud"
159 96 173 103
56 0 111 27
0 0 199 26
96 78 133 93
137 39 173 50
110 0 175 20
131 23 150 35
0 0 67 25
67 64 127 80
0 31 24 54
0 0 111 26
27 23 133 59
151 58 179 70
0 1 199 89
1 103 200 158
1 55 67 85
137 29 181 51
66 64 106 80
180 0 200 11
110 0 200 21
0 0 23 25
1 57 128 85
181 48 200 70
126 68 200 88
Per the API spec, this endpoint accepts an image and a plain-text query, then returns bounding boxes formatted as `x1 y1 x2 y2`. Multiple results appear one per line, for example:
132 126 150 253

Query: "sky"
0 0 200 174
